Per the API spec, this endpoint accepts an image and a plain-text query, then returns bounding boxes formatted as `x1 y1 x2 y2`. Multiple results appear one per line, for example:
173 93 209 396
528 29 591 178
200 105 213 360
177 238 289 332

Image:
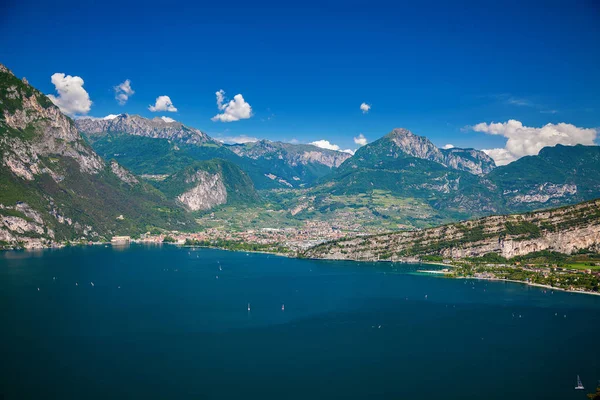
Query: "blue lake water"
1 245 599 399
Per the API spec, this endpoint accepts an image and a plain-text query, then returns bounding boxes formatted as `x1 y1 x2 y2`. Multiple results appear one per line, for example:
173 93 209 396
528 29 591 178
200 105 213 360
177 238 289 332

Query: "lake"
1 245 599 399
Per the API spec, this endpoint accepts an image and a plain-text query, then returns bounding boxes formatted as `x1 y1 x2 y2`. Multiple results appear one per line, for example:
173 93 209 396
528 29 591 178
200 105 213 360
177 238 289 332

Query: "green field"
564 262 600 271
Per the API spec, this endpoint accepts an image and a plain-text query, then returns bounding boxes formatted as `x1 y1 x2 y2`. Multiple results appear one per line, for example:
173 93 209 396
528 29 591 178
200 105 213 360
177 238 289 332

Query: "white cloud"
217 135 259 144
114 79 134 105
216 90 226 110
47 73 92 116
472 119 597 166
160 116 176 123
506 97 532 107
442 144 455 149
310 140 340 151
103 114 119 120
310 140 354 154
354 134 368 146
211 90 252 122
481 148 516 166
148 95 177 112
360 102 371 114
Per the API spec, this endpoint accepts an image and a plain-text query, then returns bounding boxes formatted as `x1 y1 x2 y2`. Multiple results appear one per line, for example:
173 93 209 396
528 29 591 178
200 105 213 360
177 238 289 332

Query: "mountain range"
1 62 600 248
315 128 600 216
77 114 350 189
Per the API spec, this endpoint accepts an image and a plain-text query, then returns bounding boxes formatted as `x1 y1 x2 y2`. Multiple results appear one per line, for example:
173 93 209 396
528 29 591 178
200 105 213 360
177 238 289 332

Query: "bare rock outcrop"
176 171 227 211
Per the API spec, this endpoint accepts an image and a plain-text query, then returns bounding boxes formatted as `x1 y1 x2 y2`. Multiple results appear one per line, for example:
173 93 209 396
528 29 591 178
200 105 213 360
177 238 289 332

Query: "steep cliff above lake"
303 198 600 261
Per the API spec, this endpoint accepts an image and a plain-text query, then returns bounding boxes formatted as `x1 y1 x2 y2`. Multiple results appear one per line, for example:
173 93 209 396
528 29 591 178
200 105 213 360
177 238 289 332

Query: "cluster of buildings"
122 220 359 251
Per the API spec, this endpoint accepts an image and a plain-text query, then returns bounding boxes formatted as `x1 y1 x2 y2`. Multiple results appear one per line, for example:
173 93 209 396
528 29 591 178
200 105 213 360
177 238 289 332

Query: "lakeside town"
113 220 365 252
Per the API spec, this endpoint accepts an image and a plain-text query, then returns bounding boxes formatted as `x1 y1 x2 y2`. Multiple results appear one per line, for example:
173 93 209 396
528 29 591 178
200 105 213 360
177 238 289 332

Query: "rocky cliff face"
387 128 446 164
304 198 600 261
441 147 496 175
176 170 227 211
155 159 258 212
0 202 53 248
1 69 105 181
76 114 213 145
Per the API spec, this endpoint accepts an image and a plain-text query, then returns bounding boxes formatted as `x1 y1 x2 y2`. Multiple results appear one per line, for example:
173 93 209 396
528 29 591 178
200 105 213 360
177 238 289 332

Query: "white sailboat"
575 375 584 390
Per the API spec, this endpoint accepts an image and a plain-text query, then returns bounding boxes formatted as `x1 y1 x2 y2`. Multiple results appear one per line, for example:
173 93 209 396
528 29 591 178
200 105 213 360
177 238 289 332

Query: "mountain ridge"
349 127 496 175
76 113 214 145
78 115 354 189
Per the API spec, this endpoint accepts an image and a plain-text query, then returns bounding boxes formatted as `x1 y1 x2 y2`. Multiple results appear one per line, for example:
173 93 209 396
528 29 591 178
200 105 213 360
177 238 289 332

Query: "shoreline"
456 276 600 297
3 244 599 297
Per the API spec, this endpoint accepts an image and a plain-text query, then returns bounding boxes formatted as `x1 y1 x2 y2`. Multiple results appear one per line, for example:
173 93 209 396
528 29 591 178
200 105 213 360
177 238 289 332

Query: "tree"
162 236 176 243
588 385 600 399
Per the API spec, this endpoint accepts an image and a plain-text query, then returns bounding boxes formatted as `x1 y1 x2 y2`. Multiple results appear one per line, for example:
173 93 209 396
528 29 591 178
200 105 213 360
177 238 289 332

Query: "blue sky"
1 0 599 162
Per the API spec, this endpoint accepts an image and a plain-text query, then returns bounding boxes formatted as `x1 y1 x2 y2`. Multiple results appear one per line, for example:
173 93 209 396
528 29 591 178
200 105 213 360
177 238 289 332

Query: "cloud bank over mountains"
474 119 597 165
310 140 354 154
217 135 259 144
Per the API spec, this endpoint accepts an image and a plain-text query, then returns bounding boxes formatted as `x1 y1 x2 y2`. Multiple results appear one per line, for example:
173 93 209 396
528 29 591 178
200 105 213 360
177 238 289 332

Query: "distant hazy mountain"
77 115 353 189
0 64 195 247
228 140 352 187
229 140 351 168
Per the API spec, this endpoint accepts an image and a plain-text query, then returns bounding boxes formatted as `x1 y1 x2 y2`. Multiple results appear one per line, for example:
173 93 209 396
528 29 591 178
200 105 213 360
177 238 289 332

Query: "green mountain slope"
486 144 600 210
313 129 502 219
155 159 259 211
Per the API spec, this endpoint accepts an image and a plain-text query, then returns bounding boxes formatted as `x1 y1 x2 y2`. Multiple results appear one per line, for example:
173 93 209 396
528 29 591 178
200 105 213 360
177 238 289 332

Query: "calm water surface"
1 245 599 399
